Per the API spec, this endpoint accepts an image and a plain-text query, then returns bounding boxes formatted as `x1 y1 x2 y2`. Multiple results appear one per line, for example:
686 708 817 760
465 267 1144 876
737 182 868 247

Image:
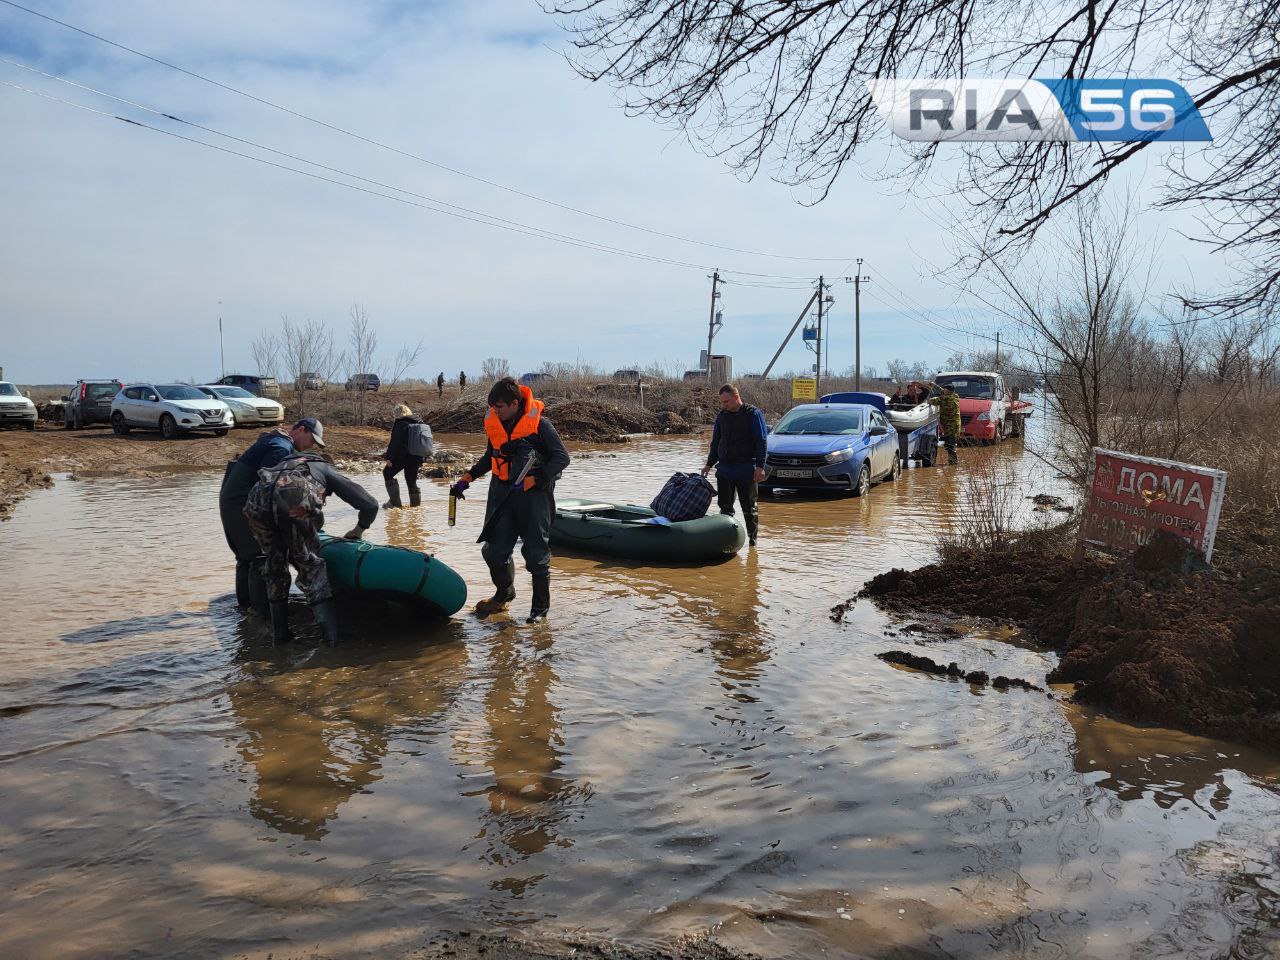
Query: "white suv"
0 381 38 430
111 383 233 439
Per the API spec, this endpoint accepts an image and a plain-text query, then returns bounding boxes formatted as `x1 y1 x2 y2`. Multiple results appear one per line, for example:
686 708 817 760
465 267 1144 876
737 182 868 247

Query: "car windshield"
936 376 994 399
157 384 207 401
773 408 863 435
0 383 19 396
213 386 255 398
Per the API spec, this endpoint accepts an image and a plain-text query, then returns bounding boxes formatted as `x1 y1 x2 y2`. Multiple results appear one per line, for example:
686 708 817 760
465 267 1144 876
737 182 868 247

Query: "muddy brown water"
2 420 1278 959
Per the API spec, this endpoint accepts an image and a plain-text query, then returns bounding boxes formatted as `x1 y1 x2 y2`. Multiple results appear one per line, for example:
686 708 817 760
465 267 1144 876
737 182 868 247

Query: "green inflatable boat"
551 499 745 562
317 533 468 616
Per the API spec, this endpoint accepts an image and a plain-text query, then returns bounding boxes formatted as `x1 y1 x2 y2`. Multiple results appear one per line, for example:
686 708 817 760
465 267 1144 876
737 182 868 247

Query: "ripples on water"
1 421 1278 959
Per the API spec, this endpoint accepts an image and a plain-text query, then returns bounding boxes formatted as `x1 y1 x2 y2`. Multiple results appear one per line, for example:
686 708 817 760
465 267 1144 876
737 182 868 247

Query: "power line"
0 76 823 279
0 0 854 265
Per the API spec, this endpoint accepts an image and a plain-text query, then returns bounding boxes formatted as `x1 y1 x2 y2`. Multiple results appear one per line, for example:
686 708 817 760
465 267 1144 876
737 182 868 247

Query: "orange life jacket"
483 384 544 481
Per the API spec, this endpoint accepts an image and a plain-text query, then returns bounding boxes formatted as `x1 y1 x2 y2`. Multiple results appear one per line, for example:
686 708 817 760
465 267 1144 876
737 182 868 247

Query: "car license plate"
775 469 812 478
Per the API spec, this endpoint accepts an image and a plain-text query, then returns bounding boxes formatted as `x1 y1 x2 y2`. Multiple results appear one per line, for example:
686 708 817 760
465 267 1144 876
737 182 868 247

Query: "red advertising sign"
1082 448 1227 561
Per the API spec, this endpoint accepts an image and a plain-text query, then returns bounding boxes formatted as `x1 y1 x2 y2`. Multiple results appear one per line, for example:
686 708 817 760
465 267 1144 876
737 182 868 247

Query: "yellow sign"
791 378 817 400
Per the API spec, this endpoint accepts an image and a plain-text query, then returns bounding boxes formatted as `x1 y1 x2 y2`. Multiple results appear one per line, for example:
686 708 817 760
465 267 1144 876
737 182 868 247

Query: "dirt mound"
850 548 1280 751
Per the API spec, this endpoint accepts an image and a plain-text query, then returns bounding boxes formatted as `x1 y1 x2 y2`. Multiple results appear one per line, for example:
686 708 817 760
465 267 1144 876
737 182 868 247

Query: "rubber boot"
526 573 550 624
408 486 421 508
234 562 251 610
311 598 341 646
383 476 402 509
269 601 292 645
474 559 516 618
248 561 270 616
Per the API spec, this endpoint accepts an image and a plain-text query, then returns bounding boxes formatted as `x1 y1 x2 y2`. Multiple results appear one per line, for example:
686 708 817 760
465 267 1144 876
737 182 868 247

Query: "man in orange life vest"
450 377 570 622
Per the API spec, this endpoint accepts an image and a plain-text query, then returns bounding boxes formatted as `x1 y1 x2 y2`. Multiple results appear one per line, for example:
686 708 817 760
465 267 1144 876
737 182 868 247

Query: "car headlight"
976 411 991 421
825 447 856 463
177 406 200 414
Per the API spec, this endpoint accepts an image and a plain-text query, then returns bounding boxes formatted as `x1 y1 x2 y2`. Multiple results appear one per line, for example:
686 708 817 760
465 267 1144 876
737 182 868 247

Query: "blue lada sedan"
760 401 900 496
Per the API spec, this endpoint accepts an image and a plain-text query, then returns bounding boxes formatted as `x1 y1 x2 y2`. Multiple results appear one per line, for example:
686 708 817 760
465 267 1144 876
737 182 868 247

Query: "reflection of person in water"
226 626 464 839
466 631 587 896
708 551 769 704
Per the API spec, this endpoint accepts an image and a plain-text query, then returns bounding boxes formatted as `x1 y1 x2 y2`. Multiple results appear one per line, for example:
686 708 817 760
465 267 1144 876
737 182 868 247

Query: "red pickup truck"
933 371 1033 444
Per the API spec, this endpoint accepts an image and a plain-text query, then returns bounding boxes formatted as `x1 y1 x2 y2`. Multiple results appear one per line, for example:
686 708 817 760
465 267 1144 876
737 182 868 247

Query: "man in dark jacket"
220 418 320 612
436 372 445 398
242 418 380 644
451 377 569 623
701 383 768 546
381 403 426 508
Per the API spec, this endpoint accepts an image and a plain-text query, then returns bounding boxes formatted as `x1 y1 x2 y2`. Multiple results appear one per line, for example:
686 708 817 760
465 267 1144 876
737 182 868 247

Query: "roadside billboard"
791 378 817 401
1081 448 1227 562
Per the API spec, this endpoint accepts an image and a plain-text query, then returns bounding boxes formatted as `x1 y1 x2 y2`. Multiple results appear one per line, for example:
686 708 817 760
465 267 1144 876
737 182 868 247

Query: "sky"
0 0 1239 384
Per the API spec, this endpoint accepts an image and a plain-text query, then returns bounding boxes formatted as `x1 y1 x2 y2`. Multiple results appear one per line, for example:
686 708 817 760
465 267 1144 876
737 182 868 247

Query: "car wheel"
852 464 871 497
64 412 73 430
26 421 36 431
160 413 178 440
111 412 131 435
995 421 1005 444
888 456 901 481
213 428 228 437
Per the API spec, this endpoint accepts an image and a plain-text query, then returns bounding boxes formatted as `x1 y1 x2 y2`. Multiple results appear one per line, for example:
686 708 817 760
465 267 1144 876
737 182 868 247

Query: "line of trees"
248 303 423 420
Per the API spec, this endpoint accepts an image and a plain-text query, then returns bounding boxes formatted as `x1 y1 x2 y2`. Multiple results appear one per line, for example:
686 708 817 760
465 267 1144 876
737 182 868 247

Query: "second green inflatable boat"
317 533 468 616
551 499 746 562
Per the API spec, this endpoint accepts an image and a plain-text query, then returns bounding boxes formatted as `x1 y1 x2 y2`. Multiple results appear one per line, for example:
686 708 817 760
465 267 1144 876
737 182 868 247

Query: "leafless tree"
481 357 510 381
347 303 378 425
250 330 281 380
550 0 1280 317
280 316 335 418
385 340 425 388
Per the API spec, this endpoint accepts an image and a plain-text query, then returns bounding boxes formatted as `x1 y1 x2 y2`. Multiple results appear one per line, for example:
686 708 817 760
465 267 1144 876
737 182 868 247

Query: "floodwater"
2 416 1278 960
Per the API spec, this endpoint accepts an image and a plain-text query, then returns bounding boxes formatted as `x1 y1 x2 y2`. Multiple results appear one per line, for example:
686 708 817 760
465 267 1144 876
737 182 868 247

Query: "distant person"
450 377 569 623
700 383 767 547
926 382 961 464
436 372 445 398
382 403 428 508
220 419 320 613
241 418 380 644
459 370 467 391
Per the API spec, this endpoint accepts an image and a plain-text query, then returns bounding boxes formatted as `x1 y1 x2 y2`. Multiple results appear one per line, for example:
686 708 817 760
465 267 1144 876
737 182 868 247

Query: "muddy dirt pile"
849 536 1280 751
0 461 53 522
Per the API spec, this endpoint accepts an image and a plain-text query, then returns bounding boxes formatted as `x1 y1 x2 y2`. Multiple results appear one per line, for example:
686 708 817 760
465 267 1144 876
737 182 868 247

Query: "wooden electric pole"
851 260 869 390
815 275 825 395
705 270 720 379
995 330 1001 369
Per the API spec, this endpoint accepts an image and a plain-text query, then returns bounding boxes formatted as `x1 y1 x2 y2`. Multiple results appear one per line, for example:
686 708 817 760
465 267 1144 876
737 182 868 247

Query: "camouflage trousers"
244 512 332 604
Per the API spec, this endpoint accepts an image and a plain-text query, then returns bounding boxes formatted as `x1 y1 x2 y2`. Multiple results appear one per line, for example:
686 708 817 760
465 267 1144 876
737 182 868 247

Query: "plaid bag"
650 472 715 521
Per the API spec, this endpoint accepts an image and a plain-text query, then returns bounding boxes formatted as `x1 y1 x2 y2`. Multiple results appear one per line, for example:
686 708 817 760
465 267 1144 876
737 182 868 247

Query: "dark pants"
245 513 333 604
480 487 554 582
716 467 758 543
383 457 423 498
942 432 959 462
220 494 267 609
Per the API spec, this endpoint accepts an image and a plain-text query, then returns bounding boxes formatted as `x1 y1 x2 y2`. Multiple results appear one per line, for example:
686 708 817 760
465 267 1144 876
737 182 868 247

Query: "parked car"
63 378 123 429
345 373 381 392
759 401 900 497
111 383 232 439
213 374 281 399
198 385 285 426
296 372 326 390
932 371 1033 444
519 372 553 386
0 381 37 430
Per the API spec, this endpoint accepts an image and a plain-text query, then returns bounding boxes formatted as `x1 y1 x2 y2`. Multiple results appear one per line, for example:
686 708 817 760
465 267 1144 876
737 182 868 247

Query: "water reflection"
466 630 591 898
226 609 466 839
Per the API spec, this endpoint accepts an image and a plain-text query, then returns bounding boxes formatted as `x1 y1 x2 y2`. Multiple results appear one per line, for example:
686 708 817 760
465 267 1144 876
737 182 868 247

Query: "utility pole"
218 301 225 378
850 259 870 390
705 270 720 379
815 275 825 394
994 330 1001 369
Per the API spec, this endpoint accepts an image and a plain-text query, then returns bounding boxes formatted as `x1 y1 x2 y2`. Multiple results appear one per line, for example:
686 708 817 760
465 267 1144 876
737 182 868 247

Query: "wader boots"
269 601 292 645
383 477 403 509
408 486 421 507
474 559 516 618
527 573 550 623
311 598 341 646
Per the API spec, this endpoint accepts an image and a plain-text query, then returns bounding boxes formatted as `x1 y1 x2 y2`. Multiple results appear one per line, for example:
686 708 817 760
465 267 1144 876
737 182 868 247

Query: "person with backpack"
700 383 768 546
220 418 322 612
381 403 432 508
242 418 380 645
449 377 569 622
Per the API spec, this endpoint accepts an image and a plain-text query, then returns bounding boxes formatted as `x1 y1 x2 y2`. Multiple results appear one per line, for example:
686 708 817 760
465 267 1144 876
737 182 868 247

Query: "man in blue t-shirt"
701 383 768 547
